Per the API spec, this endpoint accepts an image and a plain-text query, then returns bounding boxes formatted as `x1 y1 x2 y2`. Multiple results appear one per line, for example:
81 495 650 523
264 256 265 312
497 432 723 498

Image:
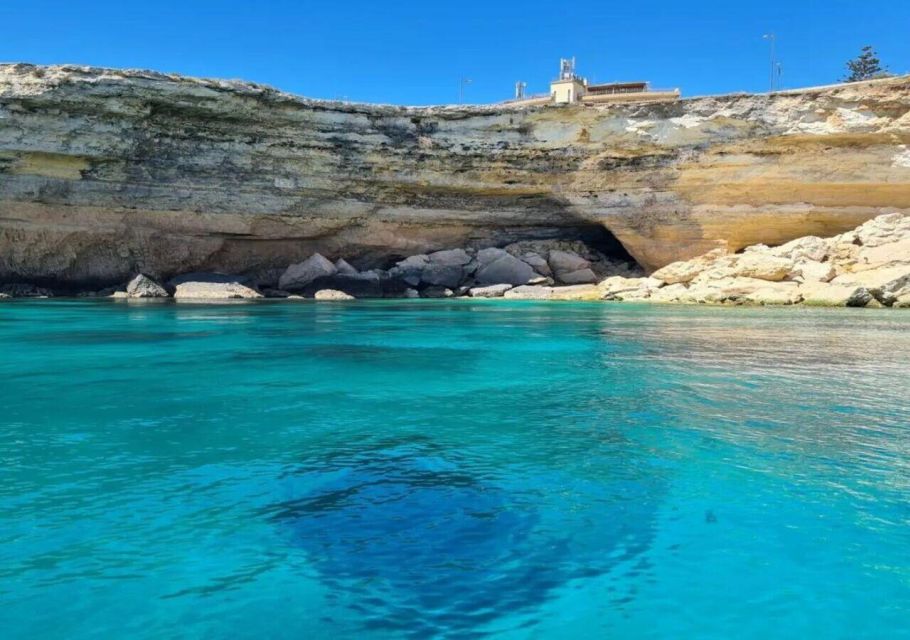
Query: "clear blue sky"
2 0 908 105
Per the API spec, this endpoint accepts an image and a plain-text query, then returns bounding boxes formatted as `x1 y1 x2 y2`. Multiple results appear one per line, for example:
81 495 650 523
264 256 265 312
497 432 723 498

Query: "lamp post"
763 33 776 92
459 77 472 104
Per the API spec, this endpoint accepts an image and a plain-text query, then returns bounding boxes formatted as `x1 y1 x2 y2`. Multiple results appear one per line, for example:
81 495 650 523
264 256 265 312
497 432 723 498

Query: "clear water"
1 299 908 639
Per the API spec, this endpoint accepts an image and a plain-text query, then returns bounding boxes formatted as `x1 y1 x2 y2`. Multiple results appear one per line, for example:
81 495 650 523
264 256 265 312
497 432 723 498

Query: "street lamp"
762 33 776 92
459 77 472 104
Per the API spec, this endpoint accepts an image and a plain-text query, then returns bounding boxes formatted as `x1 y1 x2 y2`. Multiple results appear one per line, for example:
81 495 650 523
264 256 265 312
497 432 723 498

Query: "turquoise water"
1 299 909 639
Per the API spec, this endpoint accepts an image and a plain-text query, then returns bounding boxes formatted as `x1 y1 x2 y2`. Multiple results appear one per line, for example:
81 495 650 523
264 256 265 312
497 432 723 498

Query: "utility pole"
763 33 776 92
459 77 472 104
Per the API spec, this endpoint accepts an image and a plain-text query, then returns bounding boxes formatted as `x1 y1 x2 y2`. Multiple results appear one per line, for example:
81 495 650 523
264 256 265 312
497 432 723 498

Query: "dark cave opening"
574 224 640 267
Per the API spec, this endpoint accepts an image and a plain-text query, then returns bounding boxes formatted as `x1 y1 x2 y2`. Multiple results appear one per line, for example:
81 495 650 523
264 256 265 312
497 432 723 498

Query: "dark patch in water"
266 437 659 637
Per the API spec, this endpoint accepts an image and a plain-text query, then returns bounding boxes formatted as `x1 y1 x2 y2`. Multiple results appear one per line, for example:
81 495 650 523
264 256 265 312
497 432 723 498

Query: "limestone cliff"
1 63 909 286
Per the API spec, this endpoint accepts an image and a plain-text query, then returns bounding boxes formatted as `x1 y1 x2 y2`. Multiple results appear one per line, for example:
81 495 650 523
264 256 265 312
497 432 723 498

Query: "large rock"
278 254 337 291
829 265 910 304
550 285 601 300
420 263 464 288
427 248 472 267
546 250 599 284
731 253 793 281
769 236 829 262
170 273 262 299
800 282 873 307
468 284 513 298
598 276 663 301
518 252 552 277
651 249 728 284
788 260 836 283
314 289 354 300
389 255 429 287
648 283 690 303
503 284 600 301
682 277 801 305
334 258 359 276
556 268 598 285
126 273 168 298
847 212 910 248
474 248 535 285
547 250 589 272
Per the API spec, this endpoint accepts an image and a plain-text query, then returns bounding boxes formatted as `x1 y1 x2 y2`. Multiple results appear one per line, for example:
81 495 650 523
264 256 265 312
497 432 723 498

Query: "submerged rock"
268 438 660 635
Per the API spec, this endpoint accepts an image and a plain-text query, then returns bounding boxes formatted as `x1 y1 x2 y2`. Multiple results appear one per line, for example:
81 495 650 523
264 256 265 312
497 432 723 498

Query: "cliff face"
1 63 909 285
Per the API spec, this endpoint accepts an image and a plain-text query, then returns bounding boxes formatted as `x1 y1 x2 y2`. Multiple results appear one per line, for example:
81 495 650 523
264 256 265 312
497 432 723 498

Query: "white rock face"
651 249 729 284
731 254 793 281
314 289 354 300
171 273 262 299
279 254 337 290
594 212 910 307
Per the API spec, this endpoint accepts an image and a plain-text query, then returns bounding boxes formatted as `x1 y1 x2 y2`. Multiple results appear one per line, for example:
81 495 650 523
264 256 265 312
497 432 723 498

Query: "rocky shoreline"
2 213 907 307
2 65 910 287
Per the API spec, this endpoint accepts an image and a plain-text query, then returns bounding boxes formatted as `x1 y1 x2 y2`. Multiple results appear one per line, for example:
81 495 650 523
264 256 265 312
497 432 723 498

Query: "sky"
1 0 908 105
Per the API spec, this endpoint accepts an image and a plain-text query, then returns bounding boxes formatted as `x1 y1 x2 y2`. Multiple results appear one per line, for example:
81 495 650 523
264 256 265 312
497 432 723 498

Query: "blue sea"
1 299 908 639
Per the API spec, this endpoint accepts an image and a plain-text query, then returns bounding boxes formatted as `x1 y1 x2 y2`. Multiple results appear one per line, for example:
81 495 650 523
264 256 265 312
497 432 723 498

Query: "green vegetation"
843 46 891 82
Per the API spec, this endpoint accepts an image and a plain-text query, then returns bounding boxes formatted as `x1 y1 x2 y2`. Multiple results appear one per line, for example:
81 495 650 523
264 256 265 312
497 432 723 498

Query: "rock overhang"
1 63 909 284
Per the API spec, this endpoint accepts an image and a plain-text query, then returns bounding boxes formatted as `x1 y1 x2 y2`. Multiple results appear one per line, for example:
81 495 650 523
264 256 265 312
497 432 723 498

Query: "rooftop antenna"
515 81 527 100
559 57 576 80
762 33 776 92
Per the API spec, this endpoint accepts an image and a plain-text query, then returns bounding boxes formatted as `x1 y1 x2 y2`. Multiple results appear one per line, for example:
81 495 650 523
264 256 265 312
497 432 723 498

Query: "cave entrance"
574 224 641 268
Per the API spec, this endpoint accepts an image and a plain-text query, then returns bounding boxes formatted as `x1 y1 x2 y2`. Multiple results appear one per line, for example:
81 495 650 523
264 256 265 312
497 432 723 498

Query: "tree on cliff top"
843 46 890 82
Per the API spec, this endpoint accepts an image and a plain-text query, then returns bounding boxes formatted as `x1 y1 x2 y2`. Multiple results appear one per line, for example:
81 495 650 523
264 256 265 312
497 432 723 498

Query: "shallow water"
1 299 908 639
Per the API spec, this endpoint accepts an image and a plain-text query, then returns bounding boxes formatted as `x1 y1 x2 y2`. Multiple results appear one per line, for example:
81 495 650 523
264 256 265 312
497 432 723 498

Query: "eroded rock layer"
1 64 909 285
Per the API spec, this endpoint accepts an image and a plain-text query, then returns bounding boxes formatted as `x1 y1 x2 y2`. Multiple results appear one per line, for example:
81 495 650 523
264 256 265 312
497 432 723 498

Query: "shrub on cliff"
843 46 891 82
